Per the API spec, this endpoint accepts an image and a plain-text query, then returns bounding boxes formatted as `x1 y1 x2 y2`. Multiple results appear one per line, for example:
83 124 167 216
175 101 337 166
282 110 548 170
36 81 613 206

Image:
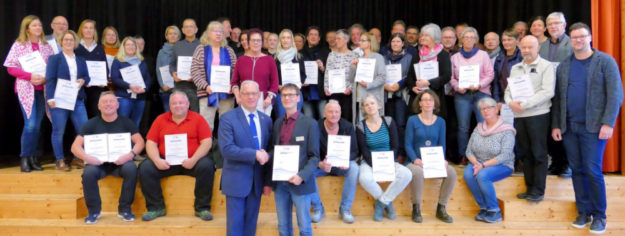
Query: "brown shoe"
56 160 71 171
71 159 85 169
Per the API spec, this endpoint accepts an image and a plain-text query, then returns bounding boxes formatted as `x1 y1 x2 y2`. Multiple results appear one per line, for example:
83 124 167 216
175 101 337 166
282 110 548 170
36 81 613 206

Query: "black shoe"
559 168 572 178
411 204 422 223
436 203 453 223
571 214 592 228
516 192 530 199
526 194 544 203
28 156 43 171
20 157 31 172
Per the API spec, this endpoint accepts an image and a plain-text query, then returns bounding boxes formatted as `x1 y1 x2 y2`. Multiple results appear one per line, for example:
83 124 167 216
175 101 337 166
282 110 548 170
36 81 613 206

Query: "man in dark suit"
266 83 320 236
218 80 273 236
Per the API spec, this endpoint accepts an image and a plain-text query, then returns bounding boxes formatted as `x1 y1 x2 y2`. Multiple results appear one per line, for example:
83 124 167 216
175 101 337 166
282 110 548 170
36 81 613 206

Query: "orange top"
103 45 119 56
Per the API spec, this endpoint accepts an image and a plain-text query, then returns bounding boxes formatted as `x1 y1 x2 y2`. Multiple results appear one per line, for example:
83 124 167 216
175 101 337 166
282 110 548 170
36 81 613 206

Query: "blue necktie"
249 113 260 150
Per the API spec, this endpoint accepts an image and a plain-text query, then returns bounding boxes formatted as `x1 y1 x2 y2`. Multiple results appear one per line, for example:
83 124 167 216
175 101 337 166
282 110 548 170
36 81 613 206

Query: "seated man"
310 100 359 223
138 90 216 221
71 91 145 224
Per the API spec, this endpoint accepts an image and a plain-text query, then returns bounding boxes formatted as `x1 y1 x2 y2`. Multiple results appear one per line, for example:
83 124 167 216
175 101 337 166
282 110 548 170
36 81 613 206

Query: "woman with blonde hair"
351 32 386 124
3 15 55 172
76 19 108 118
273 29 306 117
156 25 181 112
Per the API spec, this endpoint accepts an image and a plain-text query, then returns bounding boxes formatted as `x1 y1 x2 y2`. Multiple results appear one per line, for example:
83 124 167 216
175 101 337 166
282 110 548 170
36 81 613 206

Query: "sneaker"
84 213 101 224
475 209 487 222
559 168 572 178
195 210 213 221
526 194 544 203
384 202 397 220
516 192 530 199
483 210 502 223
141 209 166 221
572 214 592 228
338 207 354 224
117 211 136 222
311 206 325 223
589 218 607 234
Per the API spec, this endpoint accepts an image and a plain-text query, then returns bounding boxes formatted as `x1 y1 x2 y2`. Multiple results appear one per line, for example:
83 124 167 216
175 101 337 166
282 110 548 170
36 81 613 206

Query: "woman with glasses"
351 32 386 124
324 29 358 122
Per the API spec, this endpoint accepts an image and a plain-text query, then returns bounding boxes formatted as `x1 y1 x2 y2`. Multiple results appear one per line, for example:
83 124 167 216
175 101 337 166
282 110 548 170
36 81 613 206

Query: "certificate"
272 145 300 181
328 68 346 94
371 151 395 182
83 132 132 163
500 104 514 125
53 79 79 111
106 55 114 76
159 66 175 88
458 64 480 89
304 61 318 85
326 135 350 167
280 63 301 87
508 74 534 101
18 51 47 76
355 58 376 83
415 61 439 80
385 64 402 84
420 146 447 178
210 65 231 93
176 56 193 80
165 134 188 165
107 133 132 162
47 38 59 54
86 61 108 86
120 65 146 88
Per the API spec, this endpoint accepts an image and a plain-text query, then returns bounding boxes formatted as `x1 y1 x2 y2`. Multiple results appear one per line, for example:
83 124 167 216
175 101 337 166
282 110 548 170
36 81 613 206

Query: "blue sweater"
110 59 152 99
404 115 446 163
566 56 591 123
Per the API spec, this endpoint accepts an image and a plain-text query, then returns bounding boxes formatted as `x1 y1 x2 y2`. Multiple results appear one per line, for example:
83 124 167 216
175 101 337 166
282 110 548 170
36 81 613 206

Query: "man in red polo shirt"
138 90 215 221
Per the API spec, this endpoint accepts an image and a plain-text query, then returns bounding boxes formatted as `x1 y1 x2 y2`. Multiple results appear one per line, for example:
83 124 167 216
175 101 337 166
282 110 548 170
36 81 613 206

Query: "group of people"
3 10 623 235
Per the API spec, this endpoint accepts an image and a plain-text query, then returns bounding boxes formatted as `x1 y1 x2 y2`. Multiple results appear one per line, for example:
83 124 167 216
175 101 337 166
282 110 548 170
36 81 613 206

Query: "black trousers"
82 162 137 214
138 157 215 212
515 113 549 196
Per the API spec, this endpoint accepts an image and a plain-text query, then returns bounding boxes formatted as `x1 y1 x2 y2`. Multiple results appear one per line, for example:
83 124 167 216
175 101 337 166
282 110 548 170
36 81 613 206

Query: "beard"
522 54 534 61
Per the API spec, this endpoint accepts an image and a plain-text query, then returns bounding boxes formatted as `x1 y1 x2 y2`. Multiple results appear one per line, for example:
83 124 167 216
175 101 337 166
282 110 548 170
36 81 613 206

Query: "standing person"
170 19 201 112
230 27 242 54
383 32 412 150
191 21 237 131
326 31 337 52
483 32 501 64
231 28 279 116
110 37 151 129
45 15 68 54
274 29 306 118
76 19 108 118
156 25 181 112
441 27 458 55
348 24 365 51
219 81 273 236
45 30 90 171
4 15 55 172
266 84 320 236
505 35 555 203
101 26 121 75
529 16 549 44
513 21 528 39
552 23 624 234
406 26 420 48
237 29 249 58
266 33 279 56
301 26 330 120
324 29 357 122
294 33 305 51
351 32 386 124
492 29 522 104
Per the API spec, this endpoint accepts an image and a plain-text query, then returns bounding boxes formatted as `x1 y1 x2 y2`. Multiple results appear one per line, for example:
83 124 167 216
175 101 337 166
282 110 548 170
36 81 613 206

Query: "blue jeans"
82 162 137 214
19 90 45 157
455 91 489 155
274 182 313 236
274 94 303 118
463 163 512 211
311 160 359 212
160 93 170 112
562 122 607 219
50 100 88 160
118 97 145 129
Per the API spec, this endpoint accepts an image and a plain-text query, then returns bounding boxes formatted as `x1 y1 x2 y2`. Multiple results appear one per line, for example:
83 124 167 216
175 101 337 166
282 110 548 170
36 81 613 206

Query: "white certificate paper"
326 135 350 167
165 134 188 165
18 51 47 76
420 146 447 178
47 39 60 54
159 66 175 88
500 104 514 125
508 74 535 101
272 145 300 181
355 58 376 83
83 132 132 163
120 65 146 88
280 63 301 87
328 68 346 94
415 61 439 80
304 61 318 85
210 65 231 93
107 133 132 161
53 79 79 111
86 61 108 86
458 64 480 89
371 151 395 182
176 56 193 80
385 64 402 84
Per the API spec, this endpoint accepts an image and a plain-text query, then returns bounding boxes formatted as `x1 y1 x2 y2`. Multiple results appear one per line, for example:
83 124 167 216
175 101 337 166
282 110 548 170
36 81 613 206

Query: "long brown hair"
16 15 47 45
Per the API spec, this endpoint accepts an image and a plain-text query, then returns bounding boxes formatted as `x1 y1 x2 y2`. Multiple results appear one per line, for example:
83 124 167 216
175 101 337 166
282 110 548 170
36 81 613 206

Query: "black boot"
436 203 453 223
28 156 43 171
412 204 423 223
20 157 31 172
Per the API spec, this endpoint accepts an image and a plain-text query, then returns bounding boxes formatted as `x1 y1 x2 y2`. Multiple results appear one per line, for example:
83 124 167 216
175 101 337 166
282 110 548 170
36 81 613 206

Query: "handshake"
255 149 269 165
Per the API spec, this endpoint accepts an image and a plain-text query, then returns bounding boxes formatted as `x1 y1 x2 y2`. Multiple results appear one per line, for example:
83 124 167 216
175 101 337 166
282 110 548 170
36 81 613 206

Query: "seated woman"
404 90 457 223
463 97 515 223
356 94 411 222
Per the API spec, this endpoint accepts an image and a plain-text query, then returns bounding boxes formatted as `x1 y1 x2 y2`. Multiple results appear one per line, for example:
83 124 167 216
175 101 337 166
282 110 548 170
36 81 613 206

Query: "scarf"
386 49 406 63
125 56 140 65
419 44 444 62
459 46 479 59
204 45 232 107
488 47 501 60
277 47 297 64
477 117 516 136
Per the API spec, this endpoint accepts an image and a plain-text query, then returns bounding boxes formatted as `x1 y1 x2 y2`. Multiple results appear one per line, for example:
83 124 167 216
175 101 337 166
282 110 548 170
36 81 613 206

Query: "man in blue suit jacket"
218 80 273 236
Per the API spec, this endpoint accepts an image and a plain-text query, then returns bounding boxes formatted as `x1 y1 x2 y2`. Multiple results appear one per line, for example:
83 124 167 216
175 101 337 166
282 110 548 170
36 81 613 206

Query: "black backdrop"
0 0 590 160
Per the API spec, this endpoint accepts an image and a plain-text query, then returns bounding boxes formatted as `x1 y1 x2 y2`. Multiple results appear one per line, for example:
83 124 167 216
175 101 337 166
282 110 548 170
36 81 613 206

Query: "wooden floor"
1 163 624 235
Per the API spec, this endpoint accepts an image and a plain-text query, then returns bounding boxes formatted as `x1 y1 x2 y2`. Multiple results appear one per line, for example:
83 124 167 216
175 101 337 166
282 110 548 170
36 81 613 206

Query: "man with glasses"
170 19 201 112
46 16 67 54
551 22 623 234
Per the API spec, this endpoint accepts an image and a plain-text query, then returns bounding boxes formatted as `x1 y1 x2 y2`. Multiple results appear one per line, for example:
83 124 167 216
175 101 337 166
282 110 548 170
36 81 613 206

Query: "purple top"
231 55 279 100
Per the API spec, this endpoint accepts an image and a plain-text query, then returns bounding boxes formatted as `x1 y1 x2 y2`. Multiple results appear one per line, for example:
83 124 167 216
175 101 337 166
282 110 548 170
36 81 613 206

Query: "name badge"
296 136 305 142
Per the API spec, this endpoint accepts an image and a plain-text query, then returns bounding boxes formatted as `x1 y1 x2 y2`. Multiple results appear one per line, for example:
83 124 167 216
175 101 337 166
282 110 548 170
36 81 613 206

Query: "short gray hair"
420 23 442 44
477 97 497 110
441 26 456 35
513 21 528 28
170 89 189 102
241 80 260 91
546 12 566 24
325 99 341 109
461 27 479 42
349 23 365 33
335 29 349 40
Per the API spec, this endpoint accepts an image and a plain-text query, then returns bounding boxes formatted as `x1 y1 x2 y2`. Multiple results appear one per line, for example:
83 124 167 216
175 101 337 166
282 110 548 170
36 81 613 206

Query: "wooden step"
0 194 87 219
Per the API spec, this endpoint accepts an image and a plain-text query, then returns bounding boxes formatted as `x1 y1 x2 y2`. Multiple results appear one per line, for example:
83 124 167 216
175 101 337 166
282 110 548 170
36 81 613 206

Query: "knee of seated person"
138 159 158 174
194 157 215 173
475 171 490 183
358 170 373 183
120 161 138 175
462 167 474 179
81 166 100 182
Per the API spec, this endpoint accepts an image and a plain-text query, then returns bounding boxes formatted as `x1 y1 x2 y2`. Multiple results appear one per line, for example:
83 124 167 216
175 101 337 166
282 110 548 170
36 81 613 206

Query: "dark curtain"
0 0 590 159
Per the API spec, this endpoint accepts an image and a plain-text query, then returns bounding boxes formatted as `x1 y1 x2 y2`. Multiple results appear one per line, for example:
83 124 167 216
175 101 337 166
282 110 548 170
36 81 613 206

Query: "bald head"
484 32 500 51
519 35 540 63
324 100 342 125
51 16 68 35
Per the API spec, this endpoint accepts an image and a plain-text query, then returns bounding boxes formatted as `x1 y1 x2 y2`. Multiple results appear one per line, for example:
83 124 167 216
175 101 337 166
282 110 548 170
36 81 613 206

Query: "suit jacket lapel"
236 107 255 145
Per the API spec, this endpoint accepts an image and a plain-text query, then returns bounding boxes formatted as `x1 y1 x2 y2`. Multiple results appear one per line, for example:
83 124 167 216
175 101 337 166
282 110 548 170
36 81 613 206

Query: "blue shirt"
567 56 591 123
404 115 446 162
365 122 390 151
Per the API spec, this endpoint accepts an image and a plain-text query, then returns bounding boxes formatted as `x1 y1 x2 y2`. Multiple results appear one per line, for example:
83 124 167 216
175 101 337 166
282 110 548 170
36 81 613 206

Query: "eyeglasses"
241 92 259 97
249 39 262 43
480 106 497 111
281 93 298 99
547 21 563 27
571 35 589 41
